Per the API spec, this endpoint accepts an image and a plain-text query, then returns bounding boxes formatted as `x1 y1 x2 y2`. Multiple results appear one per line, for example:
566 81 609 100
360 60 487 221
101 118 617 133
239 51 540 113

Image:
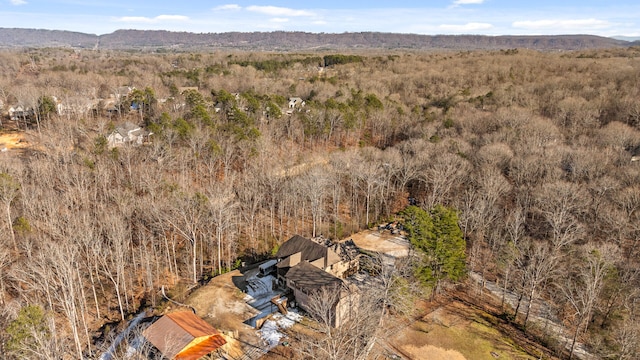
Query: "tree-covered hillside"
1 46 640 358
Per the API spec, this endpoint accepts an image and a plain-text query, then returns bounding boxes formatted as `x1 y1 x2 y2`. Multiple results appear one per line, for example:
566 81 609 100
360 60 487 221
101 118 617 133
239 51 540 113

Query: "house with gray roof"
275 235 345 285
274 235 360 327
285 261 359 328
106 122 152 148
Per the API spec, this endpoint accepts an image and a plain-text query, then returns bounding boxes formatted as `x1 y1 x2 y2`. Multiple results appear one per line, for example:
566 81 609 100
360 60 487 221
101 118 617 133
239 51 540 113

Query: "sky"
1 0 639 38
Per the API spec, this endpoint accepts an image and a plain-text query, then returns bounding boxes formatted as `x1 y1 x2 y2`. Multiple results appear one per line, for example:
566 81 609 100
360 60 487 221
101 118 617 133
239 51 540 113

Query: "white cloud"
115 15 189 23
452 0 485 5
439 22 493 31
213 4 241 11
9 0 27 5
269 18 289 23
246 5 314 17
512 18 610 30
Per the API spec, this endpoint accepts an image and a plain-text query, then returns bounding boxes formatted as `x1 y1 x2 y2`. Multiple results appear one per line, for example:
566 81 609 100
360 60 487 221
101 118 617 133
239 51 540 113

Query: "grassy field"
390 300 542 360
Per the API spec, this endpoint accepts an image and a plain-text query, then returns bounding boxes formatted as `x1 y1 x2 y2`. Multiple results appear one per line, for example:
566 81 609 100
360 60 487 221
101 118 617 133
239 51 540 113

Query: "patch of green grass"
404 313 536 360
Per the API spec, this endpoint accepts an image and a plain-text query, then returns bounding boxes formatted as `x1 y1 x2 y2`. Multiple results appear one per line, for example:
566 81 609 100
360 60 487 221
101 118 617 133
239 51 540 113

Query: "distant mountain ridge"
0 27 632 51
0 28 98 48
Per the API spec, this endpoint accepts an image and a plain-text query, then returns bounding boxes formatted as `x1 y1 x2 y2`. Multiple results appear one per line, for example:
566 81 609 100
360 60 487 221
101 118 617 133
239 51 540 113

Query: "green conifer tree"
402 205 467 296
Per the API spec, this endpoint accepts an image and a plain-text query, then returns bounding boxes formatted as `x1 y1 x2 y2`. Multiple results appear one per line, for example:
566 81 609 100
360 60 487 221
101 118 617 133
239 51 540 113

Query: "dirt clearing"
183 270 263 359
403 345 466 360
0 132 29 151
345 229 410 258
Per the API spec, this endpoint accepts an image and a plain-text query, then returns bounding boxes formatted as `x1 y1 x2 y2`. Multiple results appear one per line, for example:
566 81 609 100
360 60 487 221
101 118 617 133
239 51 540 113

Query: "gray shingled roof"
275 235 328 263
285 261 342 293
115 122 139 137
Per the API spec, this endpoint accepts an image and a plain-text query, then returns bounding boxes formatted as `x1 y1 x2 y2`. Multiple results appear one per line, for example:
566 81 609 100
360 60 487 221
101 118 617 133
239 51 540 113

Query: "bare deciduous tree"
0 172 20 251
559 244 619 360
515 240 561 330
207 175 239 274
421 152 470 209
294 284 381 360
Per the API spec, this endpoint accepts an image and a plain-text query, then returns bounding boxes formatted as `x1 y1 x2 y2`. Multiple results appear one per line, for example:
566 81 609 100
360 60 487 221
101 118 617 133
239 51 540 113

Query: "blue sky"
1 0 639 37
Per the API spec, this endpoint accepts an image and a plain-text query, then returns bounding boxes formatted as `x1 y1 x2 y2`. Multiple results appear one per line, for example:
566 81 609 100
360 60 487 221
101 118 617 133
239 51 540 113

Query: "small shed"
142 311 226 360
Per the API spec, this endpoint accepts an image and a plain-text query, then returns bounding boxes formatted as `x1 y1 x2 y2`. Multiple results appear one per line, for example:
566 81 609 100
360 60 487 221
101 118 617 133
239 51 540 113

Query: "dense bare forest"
1 46 640 359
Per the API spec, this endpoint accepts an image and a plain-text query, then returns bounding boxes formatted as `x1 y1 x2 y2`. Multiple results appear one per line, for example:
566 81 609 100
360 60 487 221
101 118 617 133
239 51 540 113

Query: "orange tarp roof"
143 311 226 360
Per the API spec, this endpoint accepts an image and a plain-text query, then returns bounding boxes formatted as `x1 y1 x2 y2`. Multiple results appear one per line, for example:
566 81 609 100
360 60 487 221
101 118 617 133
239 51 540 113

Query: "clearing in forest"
0 131 29 152
345 229 410 258
390 300 540 360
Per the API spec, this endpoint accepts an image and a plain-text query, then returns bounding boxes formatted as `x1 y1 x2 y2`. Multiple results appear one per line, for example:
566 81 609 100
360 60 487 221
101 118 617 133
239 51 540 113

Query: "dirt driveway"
185 270 264 359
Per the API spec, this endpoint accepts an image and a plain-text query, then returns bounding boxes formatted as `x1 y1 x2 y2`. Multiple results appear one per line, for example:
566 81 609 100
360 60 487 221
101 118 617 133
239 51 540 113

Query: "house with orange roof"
142 311 227 360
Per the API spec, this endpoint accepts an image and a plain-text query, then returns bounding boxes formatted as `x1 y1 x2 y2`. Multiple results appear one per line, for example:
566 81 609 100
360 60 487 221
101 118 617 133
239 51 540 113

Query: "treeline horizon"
0 27 636 50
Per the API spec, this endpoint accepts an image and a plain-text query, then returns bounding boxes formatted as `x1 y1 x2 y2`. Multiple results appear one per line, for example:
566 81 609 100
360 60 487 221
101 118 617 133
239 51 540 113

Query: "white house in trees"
106 122 151 148
288 97 305 109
